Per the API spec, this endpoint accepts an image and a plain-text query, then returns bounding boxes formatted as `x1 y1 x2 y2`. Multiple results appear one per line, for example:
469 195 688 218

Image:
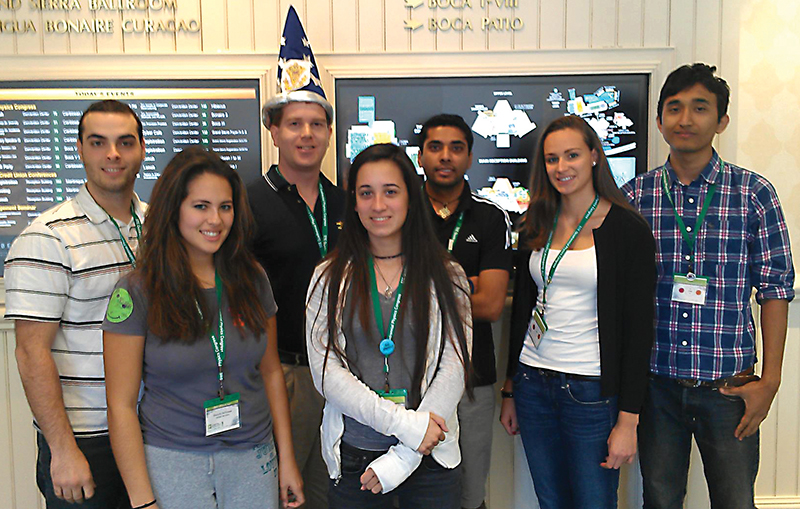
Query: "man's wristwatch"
500 389 513 399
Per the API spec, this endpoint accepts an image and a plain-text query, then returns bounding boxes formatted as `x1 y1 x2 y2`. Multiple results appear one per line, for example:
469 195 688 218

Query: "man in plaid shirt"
623 63 794 509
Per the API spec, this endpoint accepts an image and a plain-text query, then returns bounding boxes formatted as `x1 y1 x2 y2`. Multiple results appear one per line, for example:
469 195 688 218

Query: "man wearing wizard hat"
248 6 346 509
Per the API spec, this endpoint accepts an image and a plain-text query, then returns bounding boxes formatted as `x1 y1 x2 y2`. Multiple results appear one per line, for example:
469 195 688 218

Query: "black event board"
336 74 649 216
0 79 262 275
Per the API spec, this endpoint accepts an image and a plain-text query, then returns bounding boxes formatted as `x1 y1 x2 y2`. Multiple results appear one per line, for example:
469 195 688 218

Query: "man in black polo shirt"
419 114 512 509
247 8 346 508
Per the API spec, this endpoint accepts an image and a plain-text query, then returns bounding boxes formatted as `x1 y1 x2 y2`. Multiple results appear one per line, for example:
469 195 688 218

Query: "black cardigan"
507 205 656 414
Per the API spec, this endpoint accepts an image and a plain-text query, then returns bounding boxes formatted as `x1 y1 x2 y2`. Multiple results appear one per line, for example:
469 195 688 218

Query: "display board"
336 74 649 214
0 79 262 274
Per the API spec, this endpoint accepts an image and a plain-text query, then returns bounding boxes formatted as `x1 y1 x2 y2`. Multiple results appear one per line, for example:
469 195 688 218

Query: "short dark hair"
268 102 332 127
419 114 474 153
658 63 730 122
78 100 144 143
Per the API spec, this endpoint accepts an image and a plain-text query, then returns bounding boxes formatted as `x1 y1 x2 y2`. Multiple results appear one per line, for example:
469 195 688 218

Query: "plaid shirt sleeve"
747 175 795 302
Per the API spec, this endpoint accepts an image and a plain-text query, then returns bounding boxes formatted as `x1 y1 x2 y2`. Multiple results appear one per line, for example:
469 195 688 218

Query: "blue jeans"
328 442 461 509
36 433 129 509
513 363 620 509
639 375 759 509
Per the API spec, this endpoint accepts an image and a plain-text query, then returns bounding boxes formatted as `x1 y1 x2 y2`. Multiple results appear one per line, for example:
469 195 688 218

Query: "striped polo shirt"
4 184 146 437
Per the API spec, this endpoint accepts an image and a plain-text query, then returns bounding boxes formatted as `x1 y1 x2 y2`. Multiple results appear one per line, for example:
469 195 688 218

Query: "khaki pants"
283 363 328 509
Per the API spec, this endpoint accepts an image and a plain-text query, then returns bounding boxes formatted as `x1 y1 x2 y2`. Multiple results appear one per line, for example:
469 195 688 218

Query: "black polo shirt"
429 181 512 386
248 165 346 358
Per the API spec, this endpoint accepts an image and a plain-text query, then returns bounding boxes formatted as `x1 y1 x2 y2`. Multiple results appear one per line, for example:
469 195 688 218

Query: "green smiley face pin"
106 288 134 323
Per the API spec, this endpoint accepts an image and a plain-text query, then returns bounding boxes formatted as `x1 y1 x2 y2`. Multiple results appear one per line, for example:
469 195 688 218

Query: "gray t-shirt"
102 272 277 451
341 285 418 451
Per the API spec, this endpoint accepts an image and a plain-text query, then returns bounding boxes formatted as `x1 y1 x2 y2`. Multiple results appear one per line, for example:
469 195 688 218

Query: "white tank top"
519 245 601 376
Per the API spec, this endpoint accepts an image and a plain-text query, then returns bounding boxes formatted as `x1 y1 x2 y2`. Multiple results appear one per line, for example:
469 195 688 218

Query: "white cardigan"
305 259 472 493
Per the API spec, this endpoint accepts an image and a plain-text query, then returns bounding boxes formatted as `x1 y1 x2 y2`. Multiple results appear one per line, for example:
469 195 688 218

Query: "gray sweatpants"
144 440 279 509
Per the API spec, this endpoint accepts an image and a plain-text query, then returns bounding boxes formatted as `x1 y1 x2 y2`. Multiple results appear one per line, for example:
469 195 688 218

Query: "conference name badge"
671 273 708 305
528 309 548 349
203 393 241 436
376 388 408 407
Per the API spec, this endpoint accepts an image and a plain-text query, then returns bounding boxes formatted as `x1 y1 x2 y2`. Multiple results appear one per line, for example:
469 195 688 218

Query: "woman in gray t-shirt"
103 147 304 509
306 144 472 508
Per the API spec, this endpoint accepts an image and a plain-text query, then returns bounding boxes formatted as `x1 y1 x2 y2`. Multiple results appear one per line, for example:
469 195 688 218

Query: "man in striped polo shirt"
5 100 146 508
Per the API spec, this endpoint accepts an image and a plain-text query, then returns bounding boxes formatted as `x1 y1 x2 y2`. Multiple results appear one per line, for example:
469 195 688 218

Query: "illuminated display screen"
0 79 262 274
335 74 649 215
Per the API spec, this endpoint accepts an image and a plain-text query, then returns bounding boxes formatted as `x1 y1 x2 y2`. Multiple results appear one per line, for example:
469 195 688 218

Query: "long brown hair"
523 115 642 249
310 143 472 405
137 147 269 342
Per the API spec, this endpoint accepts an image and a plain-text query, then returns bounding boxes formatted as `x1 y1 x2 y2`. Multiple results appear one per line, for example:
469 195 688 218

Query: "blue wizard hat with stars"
262 6 333 128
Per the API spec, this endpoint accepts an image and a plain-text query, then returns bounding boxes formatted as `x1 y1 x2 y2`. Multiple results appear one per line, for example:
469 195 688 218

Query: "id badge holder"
376 388 408 407
528 309 548 349
203 392 241 436
671 273 709 305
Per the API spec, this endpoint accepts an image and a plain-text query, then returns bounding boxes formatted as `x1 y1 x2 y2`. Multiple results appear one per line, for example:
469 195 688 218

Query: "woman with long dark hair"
305 143 472 508
103 147 304 509
499 116 656 508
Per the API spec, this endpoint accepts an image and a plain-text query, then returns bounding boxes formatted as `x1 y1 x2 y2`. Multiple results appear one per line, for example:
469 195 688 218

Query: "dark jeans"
37 432 130 509
513 362 620 509
328 441 461 509
639 375 759 509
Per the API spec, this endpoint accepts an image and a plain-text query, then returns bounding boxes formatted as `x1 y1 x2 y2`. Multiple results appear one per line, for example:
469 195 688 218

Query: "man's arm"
468 268 509 322
720 298 789 439
15 319 95 503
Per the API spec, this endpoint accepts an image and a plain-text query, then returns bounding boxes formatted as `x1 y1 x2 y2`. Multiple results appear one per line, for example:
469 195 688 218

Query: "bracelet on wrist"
133 500 157 509
500 389 513 399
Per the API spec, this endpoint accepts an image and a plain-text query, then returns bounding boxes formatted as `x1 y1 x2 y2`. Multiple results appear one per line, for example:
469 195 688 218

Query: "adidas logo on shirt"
466 234 479 243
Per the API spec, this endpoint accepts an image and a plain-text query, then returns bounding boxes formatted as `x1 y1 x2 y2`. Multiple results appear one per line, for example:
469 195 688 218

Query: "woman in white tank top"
499 116 656 509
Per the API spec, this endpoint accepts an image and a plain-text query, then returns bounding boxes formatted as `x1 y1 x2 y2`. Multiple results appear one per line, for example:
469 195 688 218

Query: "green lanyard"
540 194 599 314
202 272 226 399
446 212 465 253
367 256 406 391
102 202 142 268
276 167 328 257
660 166 719 274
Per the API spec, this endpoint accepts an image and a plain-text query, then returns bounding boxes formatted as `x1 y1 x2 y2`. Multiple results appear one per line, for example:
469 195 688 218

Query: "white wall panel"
462 2 488 52
118 7 147 53
174 0 202 54
67 10 95 53
15 10 42 55
305 0 333 53
359 0 384 52
384 0 409 52
591 0 615 48
435 8 462 53
565 0 591 48
96 11 124 54
40 10 70 55
694 0 721 65
409 0 436 51
252 0 279 53
617 0 643 47
332 0 358 51
669 0 696 64
150 5 180 53
642 0 669 47
227 0 254 53
512 0 540 49
538 0 565 48
486 0 514 51
199 0 226 52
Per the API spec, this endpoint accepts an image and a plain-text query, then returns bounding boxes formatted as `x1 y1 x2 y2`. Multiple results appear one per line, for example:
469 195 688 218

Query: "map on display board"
336 74 649 216
0 79 263 274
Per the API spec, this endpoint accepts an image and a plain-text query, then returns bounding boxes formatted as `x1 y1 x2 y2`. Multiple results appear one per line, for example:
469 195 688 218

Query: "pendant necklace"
428 195 458 219
374 259 403 298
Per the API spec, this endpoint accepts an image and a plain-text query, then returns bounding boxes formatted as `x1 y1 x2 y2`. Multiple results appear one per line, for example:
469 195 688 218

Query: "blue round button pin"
379 338 395 356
